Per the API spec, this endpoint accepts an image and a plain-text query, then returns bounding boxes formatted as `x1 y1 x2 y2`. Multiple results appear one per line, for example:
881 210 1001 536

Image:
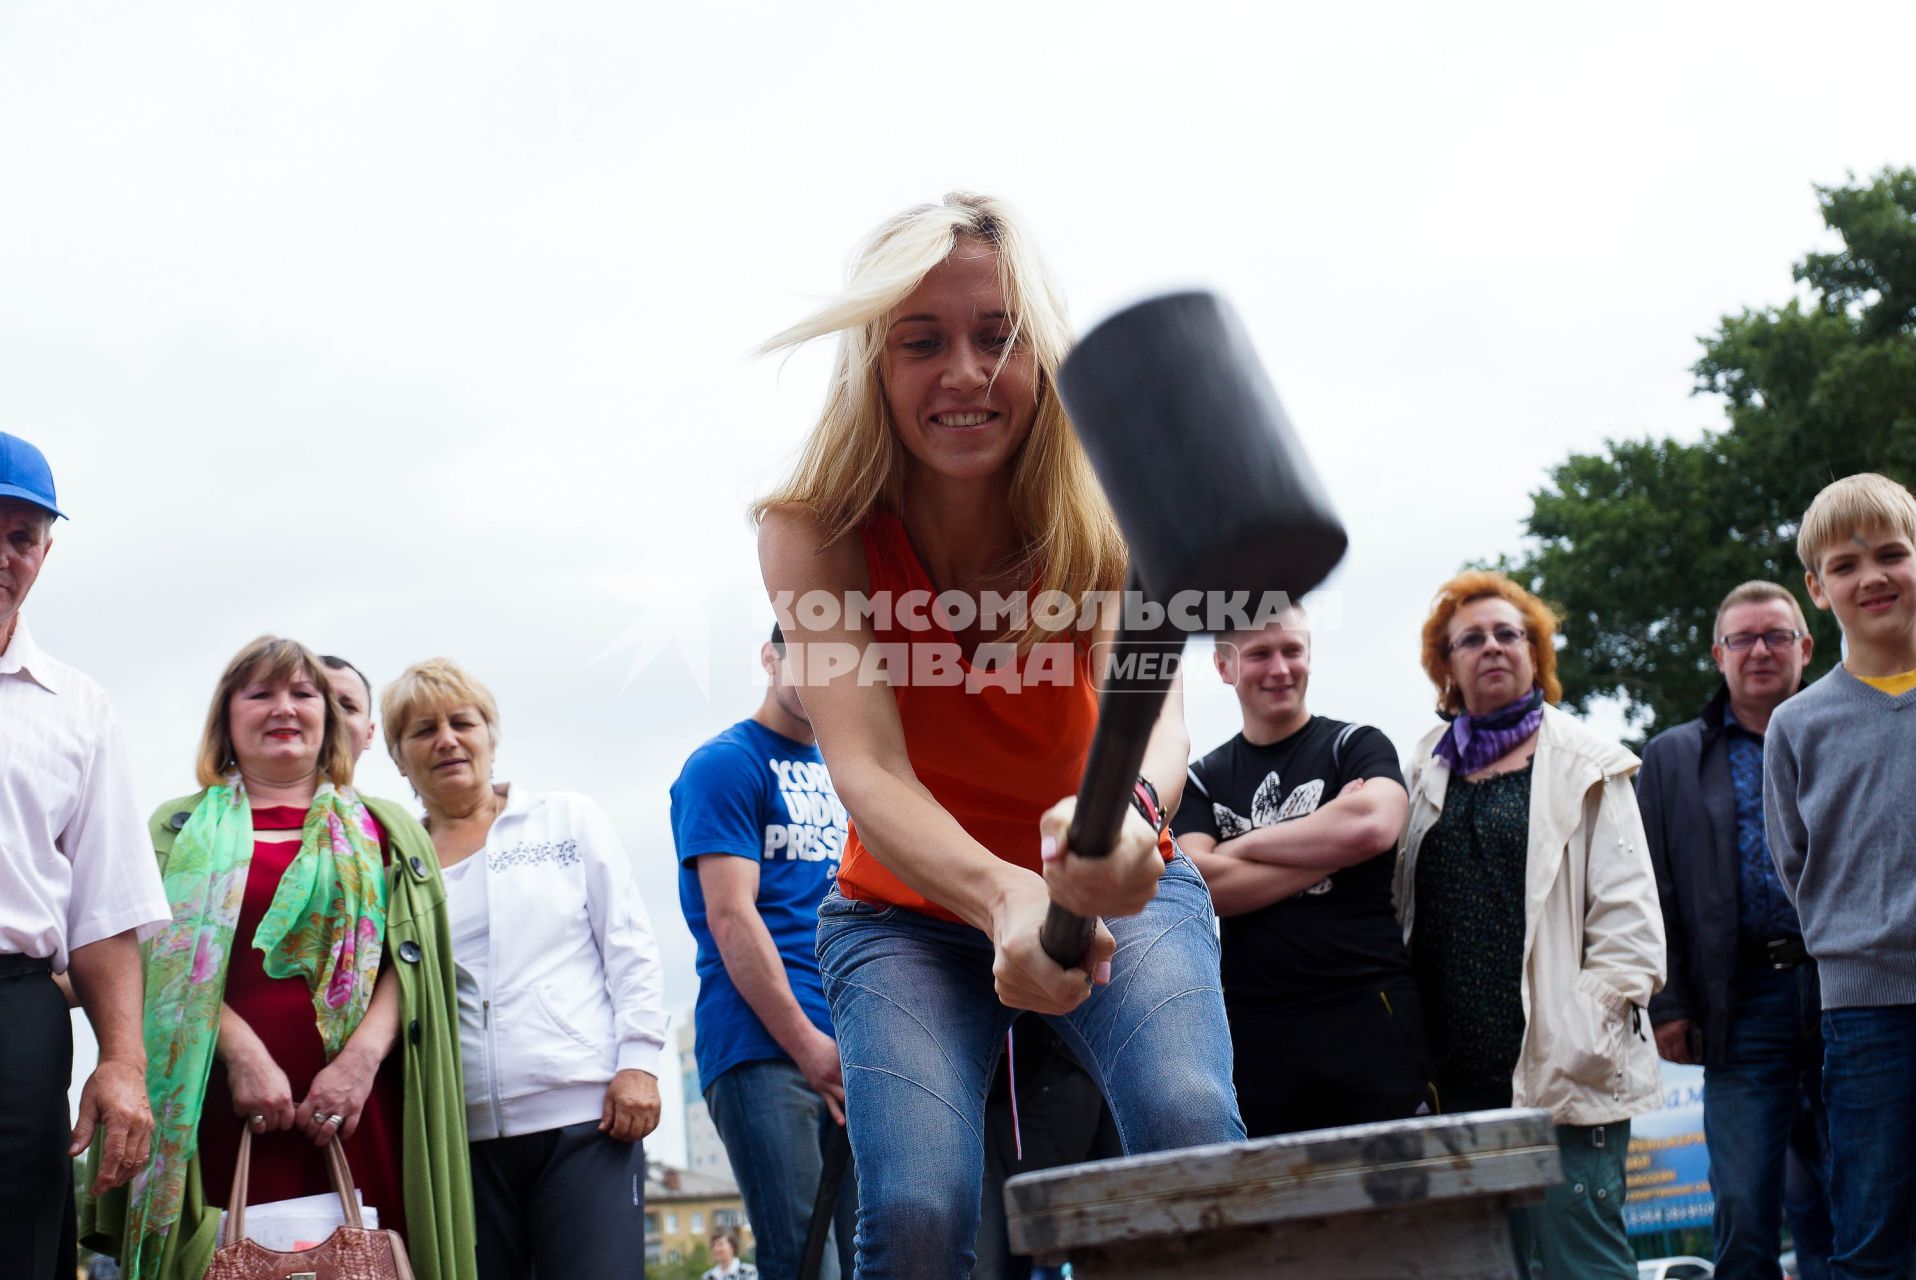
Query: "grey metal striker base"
1003 1109 1561 1279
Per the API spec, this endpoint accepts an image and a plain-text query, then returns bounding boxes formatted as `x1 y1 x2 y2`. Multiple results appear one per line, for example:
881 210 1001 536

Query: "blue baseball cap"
0 432 66 519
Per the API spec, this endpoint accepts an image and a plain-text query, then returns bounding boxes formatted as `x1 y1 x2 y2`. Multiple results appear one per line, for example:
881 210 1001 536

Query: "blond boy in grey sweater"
1764 472 1916 1279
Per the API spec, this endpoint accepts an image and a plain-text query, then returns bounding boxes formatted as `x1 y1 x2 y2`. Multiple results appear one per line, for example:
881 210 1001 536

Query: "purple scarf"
1433 686 1545 775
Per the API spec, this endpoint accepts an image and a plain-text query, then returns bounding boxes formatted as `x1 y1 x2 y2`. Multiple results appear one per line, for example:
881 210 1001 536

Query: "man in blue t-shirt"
671 625 854 1280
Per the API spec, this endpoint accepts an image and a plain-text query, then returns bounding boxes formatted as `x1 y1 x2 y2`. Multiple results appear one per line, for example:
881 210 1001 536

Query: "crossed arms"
1181 776 1408 917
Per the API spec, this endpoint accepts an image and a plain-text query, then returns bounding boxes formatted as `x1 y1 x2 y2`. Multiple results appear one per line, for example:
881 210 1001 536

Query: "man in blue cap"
0 432 171 1279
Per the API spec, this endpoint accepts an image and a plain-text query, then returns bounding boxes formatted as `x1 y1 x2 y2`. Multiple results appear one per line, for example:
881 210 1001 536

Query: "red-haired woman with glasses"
1396 570 1665 1278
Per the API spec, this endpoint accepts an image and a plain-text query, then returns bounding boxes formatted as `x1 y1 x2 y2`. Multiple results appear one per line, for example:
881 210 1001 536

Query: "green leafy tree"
1502 167 1916 737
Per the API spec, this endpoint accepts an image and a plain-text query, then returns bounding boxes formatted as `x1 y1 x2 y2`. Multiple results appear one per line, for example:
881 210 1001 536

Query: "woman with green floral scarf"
80 636 475 1280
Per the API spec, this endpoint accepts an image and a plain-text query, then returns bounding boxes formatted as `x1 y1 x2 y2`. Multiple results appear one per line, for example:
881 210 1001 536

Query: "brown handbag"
205 1128 414 1280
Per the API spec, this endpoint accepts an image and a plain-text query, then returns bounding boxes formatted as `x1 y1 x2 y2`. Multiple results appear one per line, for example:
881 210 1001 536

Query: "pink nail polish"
1095 960 1112 985
1040 835 1058 862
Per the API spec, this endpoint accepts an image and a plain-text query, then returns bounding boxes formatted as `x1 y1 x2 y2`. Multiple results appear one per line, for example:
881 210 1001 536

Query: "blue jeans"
1821 1005 1916 1279
1704 965 1830 1279
1783 1110 1834 1280
706 1058 859 1280
817 853 1243 1279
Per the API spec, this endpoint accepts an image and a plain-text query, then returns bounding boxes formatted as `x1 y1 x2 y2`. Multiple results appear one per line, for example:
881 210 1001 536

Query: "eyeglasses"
1448 625 1527 654
1719 629 1804 652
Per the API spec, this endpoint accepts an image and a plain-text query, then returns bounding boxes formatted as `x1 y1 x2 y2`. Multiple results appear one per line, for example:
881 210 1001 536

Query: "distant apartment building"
646 1159 753 1266
678 1016 732 1180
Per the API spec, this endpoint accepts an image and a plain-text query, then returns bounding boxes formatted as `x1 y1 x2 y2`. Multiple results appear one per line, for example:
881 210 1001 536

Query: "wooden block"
1057 1197 1534 1279
1004 1108 1560 1277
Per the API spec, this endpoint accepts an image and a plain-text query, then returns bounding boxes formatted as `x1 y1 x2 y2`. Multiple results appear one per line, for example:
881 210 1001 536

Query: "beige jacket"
1395 703 1666 1126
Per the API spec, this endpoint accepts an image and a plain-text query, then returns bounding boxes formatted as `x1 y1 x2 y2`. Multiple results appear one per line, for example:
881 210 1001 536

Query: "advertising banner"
1624 1063 1713 1234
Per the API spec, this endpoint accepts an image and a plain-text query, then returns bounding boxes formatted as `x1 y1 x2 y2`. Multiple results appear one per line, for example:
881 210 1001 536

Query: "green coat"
80 791 477 1280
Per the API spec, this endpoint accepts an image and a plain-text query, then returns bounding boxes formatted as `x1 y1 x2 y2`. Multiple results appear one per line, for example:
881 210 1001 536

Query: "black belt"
0 953 54 980
1739 936 1811 970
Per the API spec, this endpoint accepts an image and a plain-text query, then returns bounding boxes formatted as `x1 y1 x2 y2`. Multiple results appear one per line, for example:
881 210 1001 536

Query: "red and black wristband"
1131 775 1165 836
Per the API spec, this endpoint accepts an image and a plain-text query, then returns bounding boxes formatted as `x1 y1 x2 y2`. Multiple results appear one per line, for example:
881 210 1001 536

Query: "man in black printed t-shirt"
1174 605 1435 1137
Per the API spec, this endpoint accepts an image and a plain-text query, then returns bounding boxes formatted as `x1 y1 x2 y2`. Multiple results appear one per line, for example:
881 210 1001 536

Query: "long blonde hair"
752 192 1126 649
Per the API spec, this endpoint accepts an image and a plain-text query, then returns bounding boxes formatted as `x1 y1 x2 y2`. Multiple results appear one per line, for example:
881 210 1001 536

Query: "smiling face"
1712 598 1811 711
1217 614 1311 739
880 238 1039 488
227 668 328 782
0 498 53 644
326 665 377 761
1808 523 1916 670
397 701 497 810
1445 596 1537 716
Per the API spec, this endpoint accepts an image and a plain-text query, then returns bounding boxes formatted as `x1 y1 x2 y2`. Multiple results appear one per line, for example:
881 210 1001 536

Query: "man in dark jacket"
1638 580 1831 1280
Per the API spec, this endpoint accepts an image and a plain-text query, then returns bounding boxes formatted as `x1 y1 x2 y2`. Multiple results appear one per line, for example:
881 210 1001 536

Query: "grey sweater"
1764 666 1916 1008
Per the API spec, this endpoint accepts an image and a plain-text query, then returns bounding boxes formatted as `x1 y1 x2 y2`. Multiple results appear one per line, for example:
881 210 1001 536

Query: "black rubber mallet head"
1040 290 1349 969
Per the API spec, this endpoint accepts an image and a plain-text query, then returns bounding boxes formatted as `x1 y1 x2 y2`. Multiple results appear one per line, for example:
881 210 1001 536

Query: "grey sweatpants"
470 1119 647 1279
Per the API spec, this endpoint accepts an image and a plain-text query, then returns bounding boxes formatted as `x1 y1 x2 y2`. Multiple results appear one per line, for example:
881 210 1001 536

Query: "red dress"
198 805 407 1242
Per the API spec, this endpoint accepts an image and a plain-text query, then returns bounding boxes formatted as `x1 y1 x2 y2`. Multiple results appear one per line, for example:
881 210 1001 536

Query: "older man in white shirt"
0 431 171 1280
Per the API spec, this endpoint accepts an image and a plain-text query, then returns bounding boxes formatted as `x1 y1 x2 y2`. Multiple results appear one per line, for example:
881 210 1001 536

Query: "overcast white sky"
10 0 1910 1167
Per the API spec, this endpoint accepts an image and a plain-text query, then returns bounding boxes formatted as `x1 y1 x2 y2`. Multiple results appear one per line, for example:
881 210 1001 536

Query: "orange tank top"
836 509 1172 922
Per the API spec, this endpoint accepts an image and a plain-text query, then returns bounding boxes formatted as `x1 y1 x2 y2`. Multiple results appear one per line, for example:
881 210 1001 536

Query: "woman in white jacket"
1395 571 1665 1279
382 658 666 1280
